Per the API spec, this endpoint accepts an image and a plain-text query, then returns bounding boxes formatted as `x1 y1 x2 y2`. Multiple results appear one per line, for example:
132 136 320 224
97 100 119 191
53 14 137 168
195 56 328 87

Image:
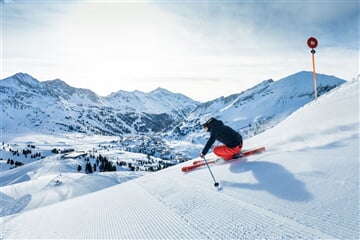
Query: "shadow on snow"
222 160 313 202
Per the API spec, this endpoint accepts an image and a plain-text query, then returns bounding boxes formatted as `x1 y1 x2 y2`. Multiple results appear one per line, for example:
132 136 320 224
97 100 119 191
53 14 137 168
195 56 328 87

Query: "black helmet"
202 117 215 129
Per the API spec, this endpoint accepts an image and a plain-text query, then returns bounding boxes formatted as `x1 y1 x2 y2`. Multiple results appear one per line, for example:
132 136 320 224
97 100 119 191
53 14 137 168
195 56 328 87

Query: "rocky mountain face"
0 73 199 135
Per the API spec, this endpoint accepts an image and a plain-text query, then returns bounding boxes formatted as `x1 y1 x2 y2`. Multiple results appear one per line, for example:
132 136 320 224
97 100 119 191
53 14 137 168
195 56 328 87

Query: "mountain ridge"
1 71 346 159
0 73 198 135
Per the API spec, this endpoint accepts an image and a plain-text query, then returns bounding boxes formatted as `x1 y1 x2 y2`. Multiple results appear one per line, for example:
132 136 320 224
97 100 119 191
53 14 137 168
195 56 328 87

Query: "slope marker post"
307 37 318 101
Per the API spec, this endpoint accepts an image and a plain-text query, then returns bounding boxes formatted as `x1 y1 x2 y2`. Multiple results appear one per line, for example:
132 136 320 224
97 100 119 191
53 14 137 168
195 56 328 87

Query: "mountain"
0 73 198 135
0 75 358 239
106 87 196 117
167 71 346 151
0 71 346 160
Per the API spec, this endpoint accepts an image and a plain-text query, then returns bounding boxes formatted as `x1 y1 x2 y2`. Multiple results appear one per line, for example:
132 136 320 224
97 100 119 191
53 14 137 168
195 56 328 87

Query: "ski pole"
202 156 219 187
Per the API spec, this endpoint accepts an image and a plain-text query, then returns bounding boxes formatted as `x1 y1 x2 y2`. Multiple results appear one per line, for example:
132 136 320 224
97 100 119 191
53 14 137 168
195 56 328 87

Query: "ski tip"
252 146 266 152
181 165 196 173
254 146 266 154
181 167 190 173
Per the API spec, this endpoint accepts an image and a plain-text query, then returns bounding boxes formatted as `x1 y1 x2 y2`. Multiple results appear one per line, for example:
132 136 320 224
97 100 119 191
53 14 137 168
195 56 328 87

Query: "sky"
1 0 359 101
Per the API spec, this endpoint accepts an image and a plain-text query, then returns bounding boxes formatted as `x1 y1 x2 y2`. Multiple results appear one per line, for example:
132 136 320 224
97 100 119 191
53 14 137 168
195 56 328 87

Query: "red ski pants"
213 145 242 161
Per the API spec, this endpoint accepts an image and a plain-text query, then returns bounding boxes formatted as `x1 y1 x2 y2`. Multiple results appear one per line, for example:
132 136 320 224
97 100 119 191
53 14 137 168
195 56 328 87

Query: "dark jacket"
201 119 242 155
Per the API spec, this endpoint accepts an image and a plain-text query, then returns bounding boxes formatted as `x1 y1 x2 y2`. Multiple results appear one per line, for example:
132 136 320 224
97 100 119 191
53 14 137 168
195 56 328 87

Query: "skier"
200 117 243 160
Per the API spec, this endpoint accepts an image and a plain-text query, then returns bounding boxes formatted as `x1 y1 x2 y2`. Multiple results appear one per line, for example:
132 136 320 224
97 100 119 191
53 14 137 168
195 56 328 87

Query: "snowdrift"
0 79 359 239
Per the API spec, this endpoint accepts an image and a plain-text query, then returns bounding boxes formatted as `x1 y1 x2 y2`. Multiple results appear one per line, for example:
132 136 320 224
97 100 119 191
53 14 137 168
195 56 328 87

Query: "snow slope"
0 138 149 217
0 78 359 239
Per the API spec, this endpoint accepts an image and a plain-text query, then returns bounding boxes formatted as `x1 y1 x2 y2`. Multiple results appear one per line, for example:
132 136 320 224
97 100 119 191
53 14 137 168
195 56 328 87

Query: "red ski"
181 147 265 173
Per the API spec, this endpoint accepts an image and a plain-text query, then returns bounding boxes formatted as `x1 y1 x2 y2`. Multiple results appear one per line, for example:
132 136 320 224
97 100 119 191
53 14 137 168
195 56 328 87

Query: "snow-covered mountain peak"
12 72 38 83
1 72 41 89
150 87 170 94
275 71 344 90
43 78 71 89
1 73 199 135
148 87 185 99
106 87 198 116
42 79 102 103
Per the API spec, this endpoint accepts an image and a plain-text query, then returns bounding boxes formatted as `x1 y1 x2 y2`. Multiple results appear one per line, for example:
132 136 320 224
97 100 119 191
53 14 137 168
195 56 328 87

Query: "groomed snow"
0 78 359 239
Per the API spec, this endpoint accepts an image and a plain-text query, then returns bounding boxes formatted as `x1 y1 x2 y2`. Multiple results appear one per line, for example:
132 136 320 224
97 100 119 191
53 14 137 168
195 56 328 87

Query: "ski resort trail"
1 140 358 238
1 137 357 239
0 79 358 239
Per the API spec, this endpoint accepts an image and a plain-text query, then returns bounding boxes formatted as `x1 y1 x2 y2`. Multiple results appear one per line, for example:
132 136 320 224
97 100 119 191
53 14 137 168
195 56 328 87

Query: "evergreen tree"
86 162 93 174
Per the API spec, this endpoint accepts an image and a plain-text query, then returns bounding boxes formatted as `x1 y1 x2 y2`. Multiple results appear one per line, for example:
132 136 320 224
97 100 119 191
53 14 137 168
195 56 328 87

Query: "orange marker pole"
311 49 318 101
307 37 319 101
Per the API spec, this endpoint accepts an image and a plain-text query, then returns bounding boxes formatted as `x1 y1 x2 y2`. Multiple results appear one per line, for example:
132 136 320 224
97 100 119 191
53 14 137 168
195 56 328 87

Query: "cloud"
157 1 359 51
1 1 358 101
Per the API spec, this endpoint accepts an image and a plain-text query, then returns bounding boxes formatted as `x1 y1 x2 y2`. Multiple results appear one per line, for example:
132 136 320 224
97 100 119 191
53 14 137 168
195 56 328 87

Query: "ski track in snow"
1 182 207 239
3 146 355 239
137 166 334 239
0 170 336 239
